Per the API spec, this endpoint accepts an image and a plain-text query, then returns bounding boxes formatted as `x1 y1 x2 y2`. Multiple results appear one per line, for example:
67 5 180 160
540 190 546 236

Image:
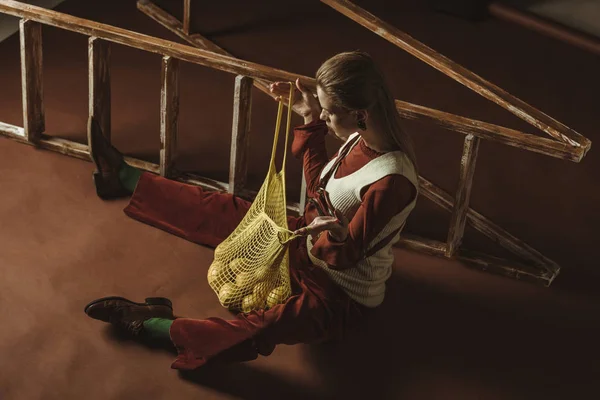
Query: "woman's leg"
85 235 367 369
118 162 143 194
85 117 351 367
123 173 256 248
88 242 367 370
167 242 367 370
87 115 264 246
88 116 132 199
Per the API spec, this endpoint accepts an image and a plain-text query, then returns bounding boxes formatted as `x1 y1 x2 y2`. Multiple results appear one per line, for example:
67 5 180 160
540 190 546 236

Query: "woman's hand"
269 78 321 124
293 209 349 242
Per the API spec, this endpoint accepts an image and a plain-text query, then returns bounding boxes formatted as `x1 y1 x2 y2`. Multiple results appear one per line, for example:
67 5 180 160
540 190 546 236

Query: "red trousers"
123 173 367 370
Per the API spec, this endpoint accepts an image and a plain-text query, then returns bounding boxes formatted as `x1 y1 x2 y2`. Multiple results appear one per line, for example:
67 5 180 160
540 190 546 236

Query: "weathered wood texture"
397 235 555 286
398 234 447 257
446 135 480 256
182 0 190 34
4 1 586 163
229 76 254 195
0 125 305 215
137 0 584 162
418 176 560 274
0 123 555 284
0 122 25 137
136 0 310 204
88 37 111 142
0 1 567 286
395 100 583 162
19 19 44 142
159 56 180 178
0 1 309 85
321 0 591 153
136 1 276 99
458 249 555 286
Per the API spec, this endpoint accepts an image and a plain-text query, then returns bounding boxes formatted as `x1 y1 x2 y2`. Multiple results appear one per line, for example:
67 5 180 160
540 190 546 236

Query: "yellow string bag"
207 83 300 313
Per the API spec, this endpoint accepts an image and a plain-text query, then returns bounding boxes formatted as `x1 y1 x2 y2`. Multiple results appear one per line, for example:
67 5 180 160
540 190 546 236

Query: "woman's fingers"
270 82 299 104
294 217 339 237
271 81 294 91
293 226 309 236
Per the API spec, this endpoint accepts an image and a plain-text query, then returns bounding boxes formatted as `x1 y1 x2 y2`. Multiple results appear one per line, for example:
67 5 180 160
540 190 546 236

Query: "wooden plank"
458 249 555 286
395 100 583 162
0 127 311 217
397 234 447 257
446 134 480 256
159 56 180 177
182 0 190 34
138 0 583 162
19 19 44 142
0 122 25 137
138 0 312 207
0 125 559 285
229 75 253 195
418 176 560 274
321 0 591 153
1 1 310 86
3 1 588 162
397 235 555 286
88 37 111 142
137 0 274 96
0 132 90 161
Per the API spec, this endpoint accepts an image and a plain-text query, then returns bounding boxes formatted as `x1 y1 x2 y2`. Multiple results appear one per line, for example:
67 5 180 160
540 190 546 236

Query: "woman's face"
316 86 357 141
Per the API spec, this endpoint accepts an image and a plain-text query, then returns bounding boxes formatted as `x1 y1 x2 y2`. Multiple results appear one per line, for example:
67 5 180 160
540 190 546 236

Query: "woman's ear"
355 110 368 131
355 109 369 123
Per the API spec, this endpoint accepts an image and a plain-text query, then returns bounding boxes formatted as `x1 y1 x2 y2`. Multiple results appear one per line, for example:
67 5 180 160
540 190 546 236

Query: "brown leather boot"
84 296 174 336
87 116 130 199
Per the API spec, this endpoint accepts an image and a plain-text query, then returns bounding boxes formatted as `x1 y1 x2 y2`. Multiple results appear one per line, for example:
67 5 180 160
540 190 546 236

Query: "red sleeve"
310 174 416 270
291 119 329 198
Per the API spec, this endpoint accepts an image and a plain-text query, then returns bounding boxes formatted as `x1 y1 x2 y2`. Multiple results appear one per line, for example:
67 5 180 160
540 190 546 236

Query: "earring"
357 119 367 131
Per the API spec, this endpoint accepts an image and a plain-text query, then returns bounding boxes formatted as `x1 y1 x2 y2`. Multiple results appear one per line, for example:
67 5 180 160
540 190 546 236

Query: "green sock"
142 318 174 340
118 161 143 194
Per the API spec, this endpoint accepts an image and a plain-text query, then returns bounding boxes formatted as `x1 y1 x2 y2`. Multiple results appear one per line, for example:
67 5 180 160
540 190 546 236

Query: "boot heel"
145 297 173 309
93 171 129 199
93 172 111 198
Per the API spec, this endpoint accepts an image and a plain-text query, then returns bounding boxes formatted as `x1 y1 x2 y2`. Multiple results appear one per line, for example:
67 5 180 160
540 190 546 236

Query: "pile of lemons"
207 257 287 313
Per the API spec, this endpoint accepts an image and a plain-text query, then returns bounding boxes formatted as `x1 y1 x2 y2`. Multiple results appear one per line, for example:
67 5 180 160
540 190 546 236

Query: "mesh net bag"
207 85 300 313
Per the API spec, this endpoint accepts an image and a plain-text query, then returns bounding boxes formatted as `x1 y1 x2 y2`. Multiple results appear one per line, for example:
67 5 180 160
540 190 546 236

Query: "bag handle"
264 83 294 208
269 83 294 173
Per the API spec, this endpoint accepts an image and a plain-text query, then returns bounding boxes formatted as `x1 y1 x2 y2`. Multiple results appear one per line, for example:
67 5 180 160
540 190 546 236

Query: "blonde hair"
316 51 417 170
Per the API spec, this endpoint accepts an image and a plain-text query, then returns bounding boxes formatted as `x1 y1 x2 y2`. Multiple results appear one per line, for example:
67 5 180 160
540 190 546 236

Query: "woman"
84 51 418 370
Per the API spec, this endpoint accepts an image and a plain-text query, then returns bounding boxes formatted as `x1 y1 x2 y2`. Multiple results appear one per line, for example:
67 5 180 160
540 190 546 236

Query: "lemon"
218 282 239 309
253 281 272 298
235 271 255 288
229 257 248 273
266 286 288 309
241 293 265 313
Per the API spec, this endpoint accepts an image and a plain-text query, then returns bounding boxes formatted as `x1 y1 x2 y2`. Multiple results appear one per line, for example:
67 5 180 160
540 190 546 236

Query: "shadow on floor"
100 272 600 399
305 274 600 399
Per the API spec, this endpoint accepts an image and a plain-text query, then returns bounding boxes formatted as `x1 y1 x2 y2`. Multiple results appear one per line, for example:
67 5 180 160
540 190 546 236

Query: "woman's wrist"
303 113 320 125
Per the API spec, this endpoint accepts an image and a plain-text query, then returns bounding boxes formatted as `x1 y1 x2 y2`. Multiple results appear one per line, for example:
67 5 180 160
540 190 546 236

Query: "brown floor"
1 1 600 399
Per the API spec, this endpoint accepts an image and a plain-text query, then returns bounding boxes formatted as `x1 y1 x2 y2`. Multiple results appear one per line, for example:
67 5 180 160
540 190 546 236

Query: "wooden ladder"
0 0 591 286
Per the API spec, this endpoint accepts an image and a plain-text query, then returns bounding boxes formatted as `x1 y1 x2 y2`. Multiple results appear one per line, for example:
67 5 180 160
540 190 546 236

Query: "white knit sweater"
306 132 418 307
